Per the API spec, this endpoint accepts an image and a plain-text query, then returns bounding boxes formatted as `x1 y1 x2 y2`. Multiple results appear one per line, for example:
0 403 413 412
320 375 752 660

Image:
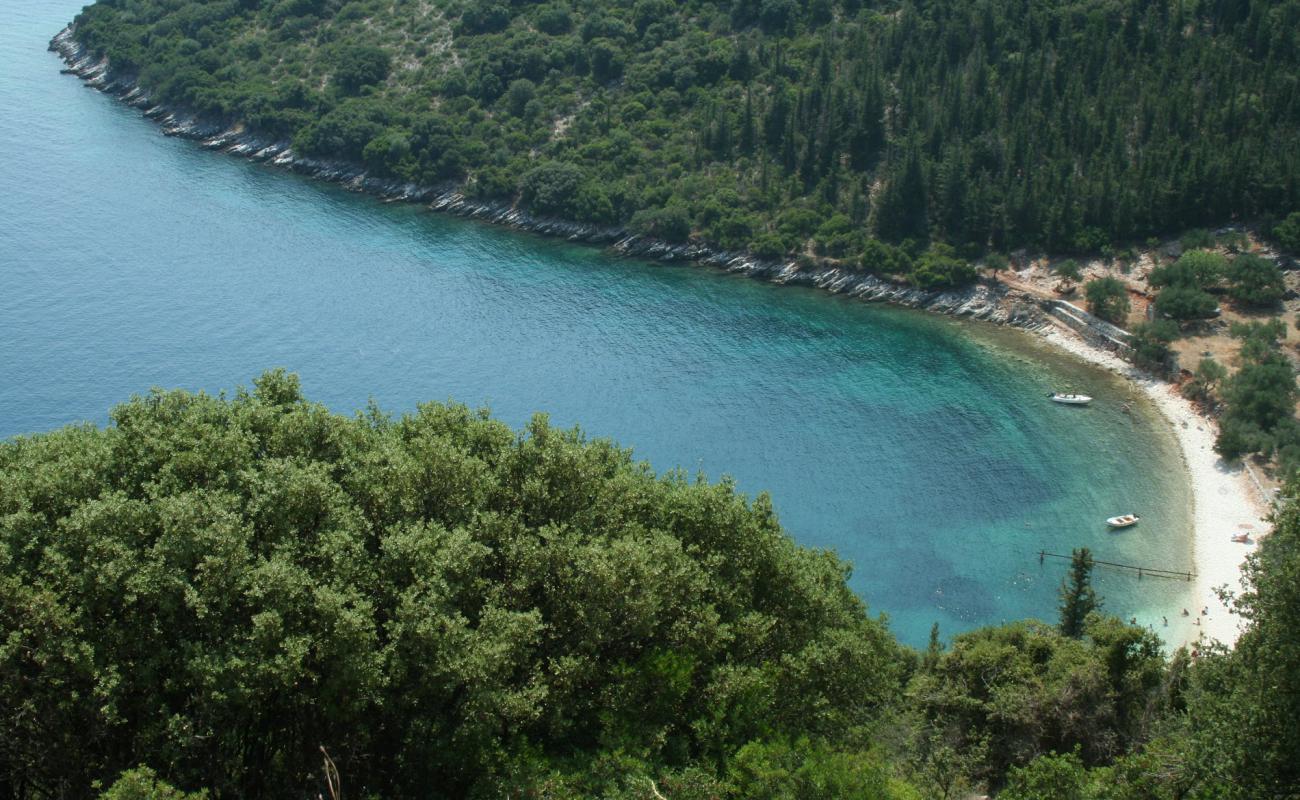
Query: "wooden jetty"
1037 550 1195 581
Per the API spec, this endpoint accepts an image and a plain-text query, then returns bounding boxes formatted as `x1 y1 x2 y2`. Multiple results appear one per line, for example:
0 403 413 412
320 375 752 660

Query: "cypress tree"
1058 547 1100 638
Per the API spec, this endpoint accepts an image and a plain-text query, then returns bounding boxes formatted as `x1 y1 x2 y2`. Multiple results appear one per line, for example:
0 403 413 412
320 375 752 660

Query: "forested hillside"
4 372 1300 798
69 0 1300 279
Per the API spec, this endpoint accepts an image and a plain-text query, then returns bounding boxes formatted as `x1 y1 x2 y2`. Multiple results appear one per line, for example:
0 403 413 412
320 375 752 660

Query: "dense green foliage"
70 0 1300 273
905 617 1169 793
1083 276 1129 324
1274 211 1300 254
1181 356 1229 405
6 374 1300 797
1215 320 1300 470
1128 320 1179 372
0 372 906 798
1177 481 1300 797
1150 250 1222 321
1225 253 1285 307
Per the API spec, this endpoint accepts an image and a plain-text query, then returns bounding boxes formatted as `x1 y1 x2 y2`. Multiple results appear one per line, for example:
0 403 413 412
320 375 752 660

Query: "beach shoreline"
1038 324 1269 648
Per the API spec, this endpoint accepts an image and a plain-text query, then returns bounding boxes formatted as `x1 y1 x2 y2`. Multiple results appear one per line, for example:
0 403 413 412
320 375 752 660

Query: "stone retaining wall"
1043 300 1134 354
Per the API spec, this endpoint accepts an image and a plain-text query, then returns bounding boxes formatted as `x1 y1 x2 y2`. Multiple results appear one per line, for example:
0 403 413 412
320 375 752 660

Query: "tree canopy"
0 371 904 798
5 373 1300 797
68 0 1300 273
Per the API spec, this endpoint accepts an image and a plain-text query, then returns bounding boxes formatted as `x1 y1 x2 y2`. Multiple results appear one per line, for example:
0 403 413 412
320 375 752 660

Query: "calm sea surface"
1 0 1195 646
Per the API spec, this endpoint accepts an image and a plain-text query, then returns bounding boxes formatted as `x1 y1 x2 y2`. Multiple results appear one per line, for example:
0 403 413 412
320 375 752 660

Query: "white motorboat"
1107 514 1140 528
1048 392 1093 405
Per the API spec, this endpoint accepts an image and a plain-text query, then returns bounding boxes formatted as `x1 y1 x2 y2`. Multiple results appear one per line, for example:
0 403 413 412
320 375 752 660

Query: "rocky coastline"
50 24 1047 330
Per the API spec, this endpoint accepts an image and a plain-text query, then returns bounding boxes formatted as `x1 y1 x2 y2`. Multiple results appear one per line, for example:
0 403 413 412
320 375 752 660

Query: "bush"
1275 212 1300 254
1149 250 1225 289
519 160 586 216
0 372 905 797
629 205 692 242
1129 320 1179 372
504 78 536 117
330 44 390 94
1227 254 1285 307
910 244 976 289
1084 277 1130 323
1154 284 1218 320
749 232 790 260
1054 259 1082 281
860 238 912 274
533 3 572 34
99 767 207 800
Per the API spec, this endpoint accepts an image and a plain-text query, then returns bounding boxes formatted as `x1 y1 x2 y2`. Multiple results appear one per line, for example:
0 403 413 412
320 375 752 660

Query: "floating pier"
1037 550 1195 581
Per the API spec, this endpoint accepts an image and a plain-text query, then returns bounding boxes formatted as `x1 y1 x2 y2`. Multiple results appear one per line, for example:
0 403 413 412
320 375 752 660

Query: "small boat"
1048 392 1093 405
1230 532 1252 544
1107 514 1140 528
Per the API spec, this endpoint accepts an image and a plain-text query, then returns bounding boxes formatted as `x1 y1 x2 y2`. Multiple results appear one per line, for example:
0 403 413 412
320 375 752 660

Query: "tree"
0 371 906 798
1084 277 1130 324
629 205 691 242
505 78 536 117
999 751 1092 800
1055 259 1083 282
1180 486 1300 797
1154 283 1218 320
1128 320 1179 373
1214 320 1298 461
1273 211 1300 254
331 44 391 94
1181 357 1228 404
1225 254 1284 307
910 243 976 290
1149 250 1225 290
1058 548 1099 638
873 144 928 243
519 161 586 216
98 767 208 800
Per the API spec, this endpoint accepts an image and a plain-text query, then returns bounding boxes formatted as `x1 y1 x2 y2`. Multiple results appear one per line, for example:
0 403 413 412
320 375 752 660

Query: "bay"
0 0 1193 646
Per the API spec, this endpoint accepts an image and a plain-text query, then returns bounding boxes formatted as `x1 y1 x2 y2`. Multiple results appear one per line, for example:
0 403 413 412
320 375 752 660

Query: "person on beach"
1182 608 1189 616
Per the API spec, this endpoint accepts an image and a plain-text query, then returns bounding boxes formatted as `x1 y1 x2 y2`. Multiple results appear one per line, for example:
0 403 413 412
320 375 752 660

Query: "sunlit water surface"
0 1 1196 646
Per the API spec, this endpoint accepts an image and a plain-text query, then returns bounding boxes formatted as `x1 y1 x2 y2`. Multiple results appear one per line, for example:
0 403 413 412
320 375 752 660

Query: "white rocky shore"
49 25 1046 331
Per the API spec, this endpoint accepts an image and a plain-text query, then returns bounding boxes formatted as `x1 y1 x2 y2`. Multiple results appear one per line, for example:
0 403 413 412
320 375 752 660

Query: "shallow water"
0 0 1193 646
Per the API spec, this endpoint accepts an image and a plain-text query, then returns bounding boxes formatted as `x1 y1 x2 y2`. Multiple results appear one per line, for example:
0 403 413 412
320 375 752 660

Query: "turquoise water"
1 1 1193 647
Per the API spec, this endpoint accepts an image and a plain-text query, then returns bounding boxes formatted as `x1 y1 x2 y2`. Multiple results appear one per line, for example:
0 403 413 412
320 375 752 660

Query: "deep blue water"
1 1 1194 646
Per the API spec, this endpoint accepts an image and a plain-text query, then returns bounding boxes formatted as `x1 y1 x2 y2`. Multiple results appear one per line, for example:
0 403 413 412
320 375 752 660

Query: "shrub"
519 161 586 216
1180 228 1216 250
1226 254 1285 307
1084 277 1130 323
1054 259 1082 281
1275 212 1300 254
0 372 905 797
911 244 976 289
1149 250 1225 289
629 205 692 242
330 44 390 94
860 238 912 274
1154 284 1218 320
1128 320 1179 372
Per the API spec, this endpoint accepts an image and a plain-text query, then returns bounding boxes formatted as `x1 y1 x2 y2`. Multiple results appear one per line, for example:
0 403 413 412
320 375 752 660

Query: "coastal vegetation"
66 0 1300 281
3 373 1300 798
